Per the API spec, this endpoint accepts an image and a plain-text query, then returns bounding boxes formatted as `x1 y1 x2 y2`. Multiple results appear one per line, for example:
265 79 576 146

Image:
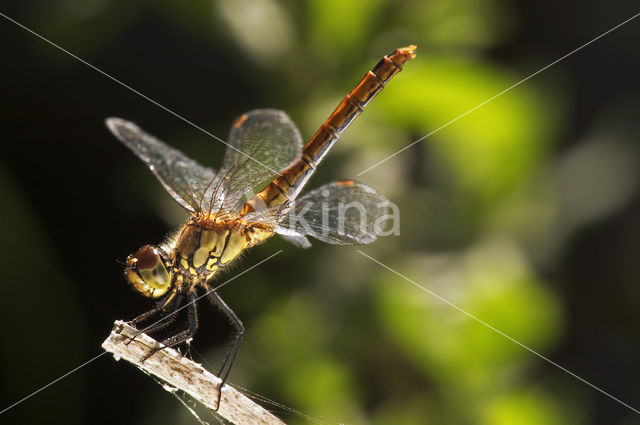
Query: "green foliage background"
1 1 640 424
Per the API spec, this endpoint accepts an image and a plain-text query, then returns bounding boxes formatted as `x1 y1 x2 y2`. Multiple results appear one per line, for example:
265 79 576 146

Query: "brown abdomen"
242 45 417 214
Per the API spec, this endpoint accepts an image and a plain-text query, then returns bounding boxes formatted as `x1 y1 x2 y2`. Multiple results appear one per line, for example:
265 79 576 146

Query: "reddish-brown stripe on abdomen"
242 45 416 214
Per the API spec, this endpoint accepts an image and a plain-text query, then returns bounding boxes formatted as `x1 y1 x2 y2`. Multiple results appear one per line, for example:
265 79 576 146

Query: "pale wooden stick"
102 320 286 425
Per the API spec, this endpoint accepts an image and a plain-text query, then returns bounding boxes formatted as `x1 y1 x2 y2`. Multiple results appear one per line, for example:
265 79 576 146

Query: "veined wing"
106 118 216 214
276 180 392 245
204 109 303 214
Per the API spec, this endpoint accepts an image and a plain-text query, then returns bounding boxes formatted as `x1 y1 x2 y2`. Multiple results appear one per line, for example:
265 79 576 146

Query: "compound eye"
125 245 171 298
135 245 161 269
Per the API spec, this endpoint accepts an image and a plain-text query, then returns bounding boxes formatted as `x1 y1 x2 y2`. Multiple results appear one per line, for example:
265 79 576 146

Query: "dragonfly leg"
207 291 244 383
129 304 164 325
126 293 183 343
140 291 198 363
151 291 199 349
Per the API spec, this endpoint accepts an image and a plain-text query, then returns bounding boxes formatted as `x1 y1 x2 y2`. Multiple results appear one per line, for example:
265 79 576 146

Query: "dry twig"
102 320 285 425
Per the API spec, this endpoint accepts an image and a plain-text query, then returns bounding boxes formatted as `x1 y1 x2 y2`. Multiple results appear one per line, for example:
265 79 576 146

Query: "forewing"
208 109 303 212
277 180 392 245
106 118 216 214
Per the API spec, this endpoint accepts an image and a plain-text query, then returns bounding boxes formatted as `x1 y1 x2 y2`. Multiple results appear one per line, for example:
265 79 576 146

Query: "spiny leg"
207 290 244 383
139 291 198 363
129 302 165 325
127 293 183 343
149 291 199 353
129 289 180 326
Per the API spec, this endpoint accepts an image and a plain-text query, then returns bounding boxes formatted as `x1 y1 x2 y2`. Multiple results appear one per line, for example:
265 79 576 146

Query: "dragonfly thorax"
170 217 274 284
124 217 274 299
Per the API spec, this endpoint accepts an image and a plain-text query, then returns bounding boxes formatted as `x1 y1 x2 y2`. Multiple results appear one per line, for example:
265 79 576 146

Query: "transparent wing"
204 109 303 213
106 118 216 214
276 180 392 245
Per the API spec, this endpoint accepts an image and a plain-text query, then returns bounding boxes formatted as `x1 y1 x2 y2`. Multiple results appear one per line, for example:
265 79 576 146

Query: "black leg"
128 293 183 342
157 291 199 349
130 303 166 325
207 290 244 383
140 291 199 362
130 290 180 326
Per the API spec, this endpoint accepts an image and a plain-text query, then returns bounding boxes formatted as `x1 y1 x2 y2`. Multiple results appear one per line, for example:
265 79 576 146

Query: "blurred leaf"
480 387 582 425
393 0 514 49
250 293 328 364
243 293 361 422
375 239 563 392
372 393 433 425
554 135 639 229
216 0 295 66
283 356 359 422
308 0 385 60
376 55 561 205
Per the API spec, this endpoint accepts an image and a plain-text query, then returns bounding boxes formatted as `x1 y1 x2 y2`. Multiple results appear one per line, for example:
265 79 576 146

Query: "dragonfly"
106 45 416 389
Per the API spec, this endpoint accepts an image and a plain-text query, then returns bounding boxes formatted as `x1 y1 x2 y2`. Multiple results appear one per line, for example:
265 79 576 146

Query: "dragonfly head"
124 245 172 298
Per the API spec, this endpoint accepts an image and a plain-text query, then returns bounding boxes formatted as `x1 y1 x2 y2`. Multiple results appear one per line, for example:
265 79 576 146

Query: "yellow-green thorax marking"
170 215 274 288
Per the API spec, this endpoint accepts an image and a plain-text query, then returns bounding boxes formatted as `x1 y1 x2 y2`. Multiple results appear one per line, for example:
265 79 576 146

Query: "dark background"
2 1 640 424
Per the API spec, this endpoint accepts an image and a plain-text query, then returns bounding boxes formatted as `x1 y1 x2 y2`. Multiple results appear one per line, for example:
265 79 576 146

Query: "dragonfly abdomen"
243 45 416 213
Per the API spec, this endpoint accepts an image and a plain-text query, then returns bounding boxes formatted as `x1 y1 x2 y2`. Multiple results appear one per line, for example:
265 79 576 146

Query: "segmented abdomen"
242 45 416 213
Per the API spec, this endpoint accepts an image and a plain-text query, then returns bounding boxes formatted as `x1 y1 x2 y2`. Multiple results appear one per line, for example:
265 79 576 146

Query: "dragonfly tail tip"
389 45 417 65
401 44 417 59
